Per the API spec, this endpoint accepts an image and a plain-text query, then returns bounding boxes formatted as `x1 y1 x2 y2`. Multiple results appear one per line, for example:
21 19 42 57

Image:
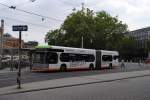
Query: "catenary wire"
0 16 51 28
0 2 64 22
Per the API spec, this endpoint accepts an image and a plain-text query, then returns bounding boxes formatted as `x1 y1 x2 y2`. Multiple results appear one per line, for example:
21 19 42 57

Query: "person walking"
121 59 125 69
138 59 141 66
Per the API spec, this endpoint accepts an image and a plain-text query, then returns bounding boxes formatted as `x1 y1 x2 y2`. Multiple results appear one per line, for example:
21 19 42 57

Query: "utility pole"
81 3 84 48
81 2 84 11
0 20 4 68
81 36 83 48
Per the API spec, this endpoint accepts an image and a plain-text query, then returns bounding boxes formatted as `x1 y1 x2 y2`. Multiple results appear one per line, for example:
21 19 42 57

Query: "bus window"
46 52 58 64
113 56 119 60
60 53 70 62
81 54 95 62
32 52 58 64
88 55 95 62
60 53 95 62
102 55 112 61
32 52 45 64
69 54 76 61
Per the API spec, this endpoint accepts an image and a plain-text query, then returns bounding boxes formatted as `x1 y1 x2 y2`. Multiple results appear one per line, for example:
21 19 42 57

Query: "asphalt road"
0 62 150 88
0 73 150 100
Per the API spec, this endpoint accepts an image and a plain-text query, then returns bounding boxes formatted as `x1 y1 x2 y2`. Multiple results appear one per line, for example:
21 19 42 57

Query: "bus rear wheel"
109 63 112 69
89 64 94 70
60 64 67 72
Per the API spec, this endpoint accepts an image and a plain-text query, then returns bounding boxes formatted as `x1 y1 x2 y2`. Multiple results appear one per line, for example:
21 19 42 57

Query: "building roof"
130 27 150 33
3 33 12 38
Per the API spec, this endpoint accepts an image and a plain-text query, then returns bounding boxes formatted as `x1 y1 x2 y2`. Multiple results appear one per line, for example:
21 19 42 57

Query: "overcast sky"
0 0 150 44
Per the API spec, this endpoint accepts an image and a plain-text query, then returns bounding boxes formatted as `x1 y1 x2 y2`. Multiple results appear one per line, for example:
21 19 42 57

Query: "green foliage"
61 8 95 48
93 11 127 50
45 8 134 55
118 35 137 59
45 29 64 46
147 39 150 51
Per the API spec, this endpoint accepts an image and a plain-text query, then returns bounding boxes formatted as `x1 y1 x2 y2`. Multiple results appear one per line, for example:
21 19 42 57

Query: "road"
0 73 150 100
0 62 150 88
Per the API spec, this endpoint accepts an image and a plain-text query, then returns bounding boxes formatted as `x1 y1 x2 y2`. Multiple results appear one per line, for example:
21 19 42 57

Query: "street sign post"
12 25 28 89
13 25 28 31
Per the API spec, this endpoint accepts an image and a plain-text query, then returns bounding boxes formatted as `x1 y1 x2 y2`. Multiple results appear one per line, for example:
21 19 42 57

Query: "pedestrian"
143 59 145 66
138 59 141 66
121 59 125 69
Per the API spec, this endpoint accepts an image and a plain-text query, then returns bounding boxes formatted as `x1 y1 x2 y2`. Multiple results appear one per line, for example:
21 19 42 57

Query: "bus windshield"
32 52 58 64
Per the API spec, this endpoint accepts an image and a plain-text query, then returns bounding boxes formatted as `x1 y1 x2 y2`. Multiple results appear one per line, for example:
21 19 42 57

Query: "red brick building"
3 37 24 48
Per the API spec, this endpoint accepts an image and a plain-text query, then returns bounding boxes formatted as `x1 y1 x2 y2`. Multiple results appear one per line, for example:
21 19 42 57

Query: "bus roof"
35 45 118 55
35 45 96 54
36 45 94 50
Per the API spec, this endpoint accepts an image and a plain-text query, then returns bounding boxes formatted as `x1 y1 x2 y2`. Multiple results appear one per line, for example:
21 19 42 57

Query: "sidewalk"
1 70 150 95
0 68 17 74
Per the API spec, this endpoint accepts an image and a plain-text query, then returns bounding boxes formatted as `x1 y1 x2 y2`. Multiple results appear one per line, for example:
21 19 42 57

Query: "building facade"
128 27 150 58
24 41 38 48
0 33 24 48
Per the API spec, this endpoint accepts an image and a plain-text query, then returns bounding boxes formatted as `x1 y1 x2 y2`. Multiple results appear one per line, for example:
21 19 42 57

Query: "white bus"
31 45 119 72
100 50 119 68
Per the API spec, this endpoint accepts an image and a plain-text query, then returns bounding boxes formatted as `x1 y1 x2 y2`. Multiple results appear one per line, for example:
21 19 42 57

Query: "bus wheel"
60 64 67 72
89 64 94 70
109 63 112 69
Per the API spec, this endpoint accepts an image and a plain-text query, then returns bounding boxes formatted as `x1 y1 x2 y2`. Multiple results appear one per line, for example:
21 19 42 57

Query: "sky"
0 0 150 44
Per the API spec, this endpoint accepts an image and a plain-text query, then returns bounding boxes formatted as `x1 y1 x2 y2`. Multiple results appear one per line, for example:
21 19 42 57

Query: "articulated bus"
31 45 119 71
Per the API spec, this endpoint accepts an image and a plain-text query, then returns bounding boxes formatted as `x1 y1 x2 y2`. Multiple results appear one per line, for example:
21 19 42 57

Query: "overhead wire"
0 0 34 12
0 2 64 22
0 16 50 28
0 1 55 43
0 2 61 29
15 8 63 22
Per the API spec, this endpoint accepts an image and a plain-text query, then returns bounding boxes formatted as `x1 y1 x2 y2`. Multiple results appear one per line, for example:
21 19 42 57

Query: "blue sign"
13 25 28 31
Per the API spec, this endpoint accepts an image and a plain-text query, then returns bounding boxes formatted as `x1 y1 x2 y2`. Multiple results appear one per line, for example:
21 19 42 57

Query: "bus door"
101 54 112 68
112 55 119 66
32 51 49 70
46 52 59 69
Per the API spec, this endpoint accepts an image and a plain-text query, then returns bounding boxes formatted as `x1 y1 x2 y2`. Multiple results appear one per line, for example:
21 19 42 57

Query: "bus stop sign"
13 25 28 31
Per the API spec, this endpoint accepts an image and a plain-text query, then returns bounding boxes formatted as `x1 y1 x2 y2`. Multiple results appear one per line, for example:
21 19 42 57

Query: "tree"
45 8 128 50
61 8 95 48
94 11 127 50
45 29 64 46
147 39 150 57
118 35 137 60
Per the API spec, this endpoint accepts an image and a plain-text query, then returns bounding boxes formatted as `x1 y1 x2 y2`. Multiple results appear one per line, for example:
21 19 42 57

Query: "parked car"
2 55 11 63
